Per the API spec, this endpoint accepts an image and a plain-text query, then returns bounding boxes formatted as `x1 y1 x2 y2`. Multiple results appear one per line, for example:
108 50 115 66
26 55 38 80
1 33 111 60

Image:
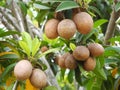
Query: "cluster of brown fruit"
14 60 47 89
44 11 93 40
56 43 104 71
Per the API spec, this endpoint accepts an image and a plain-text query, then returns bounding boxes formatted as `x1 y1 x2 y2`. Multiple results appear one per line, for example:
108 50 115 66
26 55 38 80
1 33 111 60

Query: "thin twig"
104 2 120 45
12 80 18 90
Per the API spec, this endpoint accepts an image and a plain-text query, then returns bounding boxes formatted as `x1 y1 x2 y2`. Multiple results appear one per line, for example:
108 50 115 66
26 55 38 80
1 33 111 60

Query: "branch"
104 2 120 45
26 15 43 38
0 13 19 39
0 7 21 32
40 57 61 90
11 0 25 32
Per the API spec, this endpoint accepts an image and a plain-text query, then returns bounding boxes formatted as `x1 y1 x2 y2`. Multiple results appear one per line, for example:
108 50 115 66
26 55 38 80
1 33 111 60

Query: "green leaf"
37 48 59 58
75 67 82 85
89 6 102 18
21 32 32 52
85 77 95 90
93 60 107 80
0 53 20 60
115 2 120 12
48 0 71 2
105 46 120 54
60 69 66 80
68 70 74 83
69 43 76 51
33 3 50 9
109 36 120 43
56 1 79 12
19 41 30 56
32 37 41 56
0 63 16 82
94 19 108 28
0 31 20 37
43 86 57 90
82 28 97 43
19 1 27 16
0 41 20 57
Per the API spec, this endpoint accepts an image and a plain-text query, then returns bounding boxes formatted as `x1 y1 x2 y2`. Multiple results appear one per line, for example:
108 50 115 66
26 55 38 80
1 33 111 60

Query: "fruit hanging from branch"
14 60 33 81
57 19 76 39
73 12 93 34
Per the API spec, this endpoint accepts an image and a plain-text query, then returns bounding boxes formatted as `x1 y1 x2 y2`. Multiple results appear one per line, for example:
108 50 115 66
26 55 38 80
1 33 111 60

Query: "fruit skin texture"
73 12 93 34
14 60 33 81
58 53 70 68
57 19 76 39
65 54 77 69
73 46 90 61
88 43 104 57
30 69 47 88
45 19 59 39
83 57 96 71
58 55 66 68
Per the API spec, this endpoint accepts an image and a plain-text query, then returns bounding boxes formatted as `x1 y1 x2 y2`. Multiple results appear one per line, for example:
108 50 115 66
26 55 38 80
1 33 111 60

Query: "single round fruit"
73 12 93 34
88 43 104 57
73 46 90 61
58 55 66 68
57 19 76 39
83 57 96 71
45 19 59 39
65 54 77 69
14 60 33 81
41 46 48 53
30 69 47 88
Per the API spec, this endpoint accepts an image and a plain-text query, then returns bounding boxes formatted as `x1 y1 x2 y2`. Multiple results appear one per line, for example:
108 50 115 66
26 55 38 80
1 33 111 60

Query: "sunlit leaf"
69 43 76 51
94 19 108 28
19 41 30 57
32 37 41 57
21 32 32 52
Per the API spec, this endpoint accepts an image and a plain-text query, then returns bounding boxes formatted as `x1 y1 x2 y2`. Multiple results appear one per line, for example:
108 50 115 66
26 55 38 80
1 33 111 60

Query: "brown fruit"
73 12 93 34
83 57 96 71
58 52 71 68
14 60 33 81
30 69 47 88
45 19 59 39
73 46 90 61
57 19 76 39
58 55 66 68
41 46 48 53
88 43 104 57
65 54 77 69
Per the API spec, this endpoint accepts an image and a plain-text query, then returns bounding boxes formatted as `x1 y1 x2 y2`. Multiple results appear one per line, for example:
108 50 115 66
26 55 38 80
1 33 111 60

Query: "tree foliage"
0 0 120 90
